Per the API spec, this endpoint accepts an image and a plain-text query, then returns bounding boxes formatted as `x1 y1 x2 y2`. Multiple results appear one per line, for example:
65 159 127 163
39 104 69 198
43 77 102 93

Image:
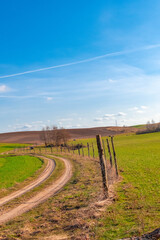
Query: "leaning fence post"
78 145 80 155
102 139 107 161
92 143 95 158
106 138 113 167
110 136 118 177
87 143 90 157
96 135 109 198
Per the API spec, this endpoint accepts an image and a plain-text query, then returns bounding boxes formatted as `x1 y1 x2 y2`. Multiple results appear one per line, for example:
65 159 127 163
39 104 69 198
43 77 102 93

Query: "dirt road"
0 156 72 224
0 156 56 207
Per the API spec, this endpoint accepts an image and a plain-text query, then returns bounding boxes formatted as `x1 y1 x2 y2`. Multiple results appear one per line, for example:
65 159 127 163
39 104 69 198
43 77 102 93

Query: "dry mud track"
0 155 72 225
0 156 56 207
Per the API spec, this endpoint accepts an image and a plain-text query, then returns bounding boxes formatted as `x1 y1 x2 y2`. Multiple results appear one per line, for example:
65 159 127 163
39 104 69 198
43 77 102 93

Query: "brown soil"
0 126 137 144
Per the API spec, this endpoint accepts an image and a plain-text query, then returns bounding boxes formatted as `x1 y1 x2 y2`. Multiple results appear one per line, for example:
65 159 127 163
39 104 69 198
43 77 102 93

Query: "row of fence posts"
96 134 118 198
14 137 115 159
13 135 118 199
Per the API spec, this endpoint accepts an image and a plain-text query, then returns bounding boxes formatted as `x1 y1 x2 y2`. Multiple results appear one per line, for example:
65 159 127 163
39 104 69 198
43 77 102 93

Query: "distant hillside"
0 126 137 144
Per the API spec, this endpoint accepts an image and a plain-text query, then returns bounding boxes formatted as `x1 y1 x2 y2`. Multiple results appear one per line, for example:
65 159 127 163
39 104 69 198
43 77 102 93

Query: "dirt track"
0 156 55 207
0 156 72 225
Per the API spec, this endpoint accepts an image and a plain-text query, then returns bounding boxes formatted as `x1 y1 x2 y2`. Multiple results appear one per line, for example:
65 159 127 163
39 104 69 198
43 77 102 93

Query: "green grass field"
93 133 160 239
0 155 43 189
0 143 28 153
1 133 160 239
67 133 160 239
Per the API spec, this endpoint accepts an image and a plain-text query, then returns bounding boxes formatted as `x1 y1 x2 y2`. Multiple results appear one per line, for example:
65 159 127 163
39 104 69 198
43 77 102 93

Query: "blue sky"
1 0 160 132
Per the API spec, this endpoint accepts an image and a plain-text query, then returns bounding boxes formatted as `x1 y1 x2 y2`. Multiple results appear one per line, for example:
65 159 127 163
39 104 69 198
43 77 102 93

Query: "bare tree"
40 127 48 146
40 125 70 146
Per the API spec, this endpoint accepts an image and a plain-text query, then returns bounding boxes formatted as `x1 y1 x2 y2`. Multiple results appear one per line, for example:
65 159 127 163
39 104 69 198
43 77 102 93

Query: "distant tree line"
136 120 160 134
40 126 70 146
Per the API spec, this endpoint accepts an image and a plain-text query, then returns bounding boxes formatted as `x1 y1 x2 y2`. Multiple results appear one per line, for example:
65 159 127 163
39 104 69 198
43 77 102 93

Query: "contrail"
0 44 160 79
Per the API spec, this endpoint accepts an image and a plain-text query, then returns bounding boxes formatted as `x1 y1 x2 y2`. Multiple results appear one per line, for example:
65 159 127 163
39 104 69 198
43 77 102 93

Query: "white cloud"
94 111 127 123
59 118 73 122
0 84 9 93
104 114 115 118
141 105 148 109
46 97 53 101
129 106 148 112
12 121 46 131
117 112 126 116
72 124 82 128
129 107 139 111
104 112 126 119
108 78 117 83
94 117 103 122
136 110 144 114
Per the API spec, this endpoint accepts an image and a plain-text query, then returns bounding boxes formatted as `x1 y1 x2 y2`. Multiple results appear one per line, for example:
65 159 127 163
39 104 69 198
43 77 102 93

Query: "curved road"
0 156 72 224
0 156 56 207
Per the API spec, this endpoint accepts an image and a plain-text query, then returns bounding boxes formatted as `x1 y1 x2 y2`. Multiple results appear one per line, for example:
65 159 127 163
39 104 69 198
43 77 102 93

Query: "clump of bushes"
136 121 160 134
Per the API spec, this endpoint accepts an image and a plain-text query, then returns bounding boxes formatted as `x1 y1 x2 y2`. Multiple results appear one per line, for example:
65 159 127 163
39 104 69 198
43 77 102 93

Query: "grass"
0 155 68 239
38 133 160 239
1 132 160 239
131 124 146 129
0 155 65 215
0 143 28 153
94 132 160 239
0 155 42 190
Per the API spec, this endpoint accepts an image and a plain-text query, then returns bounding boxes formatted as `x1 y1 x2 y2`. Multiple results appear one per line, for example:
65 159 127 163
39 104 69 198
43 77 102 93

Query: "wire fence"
13 135 118 198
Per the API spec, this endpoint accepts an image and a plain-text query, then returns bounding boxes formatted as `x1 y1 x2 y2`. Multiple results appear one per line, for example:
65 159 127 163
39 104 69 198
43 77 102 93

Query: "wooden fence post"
110 136 118 177
106 138 113 167
81 143 84 157
92 143 95 158
87 143 90 157
102 139 107 161
78 145 80 155
96 135 109 198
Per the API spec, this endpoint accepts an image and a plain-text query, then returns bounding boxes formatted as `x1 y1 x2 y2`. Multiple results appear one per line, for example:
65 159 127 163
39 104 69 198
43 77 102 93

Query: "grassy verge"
94 132 160 239
0 155 47 199
0 155 43 195
0 143 28 154
0 155 66 231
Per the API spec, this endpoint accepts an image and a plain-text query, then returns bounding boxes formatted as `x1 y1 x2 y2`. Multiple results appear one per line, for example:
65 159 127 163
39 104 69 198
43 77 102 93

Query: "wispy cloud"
94 112 126 122
11 121 46 131
0 84 9 93
141 105 148 109
108 78 117 83
46 97 53 101
129 105 148 113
